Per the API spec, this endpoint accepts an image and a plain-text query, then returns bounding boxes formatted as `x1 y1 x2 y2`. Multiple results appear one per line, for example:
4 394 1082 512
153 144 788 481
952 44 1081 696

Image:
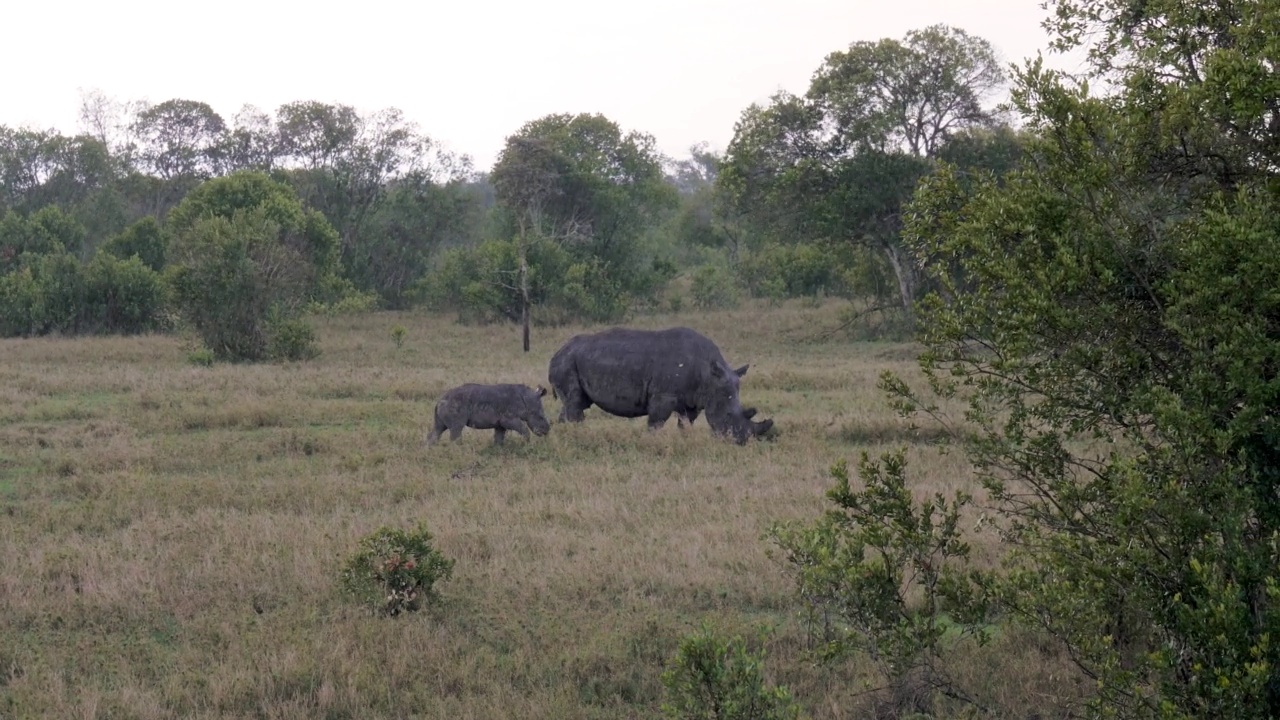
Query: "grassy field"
0 301 1081 719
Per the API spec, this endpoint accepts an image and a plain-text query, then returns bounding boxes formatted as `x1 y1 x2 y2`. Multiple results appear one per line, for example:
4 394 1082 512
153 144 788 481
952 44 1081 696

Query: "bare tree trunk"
518 217 531 352
881 242 916 315
521 245 530 352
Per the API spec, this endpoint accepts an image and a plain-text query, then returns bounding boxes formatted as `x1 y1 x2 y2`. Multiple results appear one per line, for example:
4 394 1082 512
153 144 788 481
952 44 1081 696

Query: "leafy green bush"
0 247 167 338
167 171 341 277
166 210 318 362
416 238 631 325
690 263 741 310
187 347 215 367
340 525 455 617
736 243 869 299
0 252 87 336
767 452 979 713
0 266 42 336
267 317 320 362
0 206 87 265
556 257 629 322
100 216 167 271
660 624 802 720
83 252 168 334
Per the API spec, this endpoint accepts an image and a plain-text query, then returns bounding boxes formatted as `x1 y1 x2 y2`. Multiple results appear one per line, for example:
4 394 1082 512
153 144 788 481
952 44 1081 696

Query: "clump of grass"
188 347 215 367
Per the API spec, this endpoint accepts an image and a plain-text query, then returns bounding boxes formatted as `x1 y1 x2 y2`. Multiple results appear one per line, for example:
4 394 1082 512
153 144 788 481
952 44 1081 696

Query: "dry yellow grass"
0 300 1079 719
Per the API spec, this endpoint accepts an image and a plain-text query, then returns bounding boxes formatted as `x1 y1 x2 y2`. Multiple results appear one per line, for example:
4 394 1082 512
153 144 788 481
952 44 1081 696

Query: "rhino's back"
571 327 721 361
439 383 526 412
564 328 727 414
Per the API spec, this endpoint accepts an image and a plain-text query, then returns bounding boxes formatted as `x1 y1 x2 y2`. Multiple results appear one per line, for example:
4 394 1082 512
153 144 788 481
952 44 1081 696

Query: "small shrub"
340 524 455 617
304 276 380 316
390 324 407 349
661 624 802 720
268 318 320 362
690 264 741 310
188 347 215 367
736 242 870 300
759 277 787 307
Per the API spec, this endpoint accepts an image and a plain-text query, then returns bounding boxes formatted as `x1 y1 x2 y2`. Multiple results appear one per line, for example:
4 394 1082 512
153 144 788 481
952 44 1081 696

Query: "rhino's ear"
709 360 725 378
535 385 548 397
734 364 749 377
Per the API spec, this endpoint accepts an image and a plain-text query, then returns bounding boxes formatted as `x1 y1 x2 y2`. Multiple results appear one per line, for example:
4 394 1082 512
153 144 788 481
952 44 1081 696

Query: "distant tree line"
0 23 1023 358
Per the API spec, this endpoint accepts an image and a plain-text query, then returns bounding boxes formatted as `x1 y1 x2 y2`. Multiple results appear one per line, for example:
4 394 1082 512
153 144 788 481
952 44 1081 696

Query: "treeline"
0 23 1022 358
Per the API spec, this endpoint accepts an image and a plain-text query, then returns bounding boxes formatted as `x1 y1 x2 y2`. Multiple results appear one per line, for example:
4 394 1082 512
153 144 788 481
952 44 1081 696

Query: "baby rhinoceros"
426 383 552 446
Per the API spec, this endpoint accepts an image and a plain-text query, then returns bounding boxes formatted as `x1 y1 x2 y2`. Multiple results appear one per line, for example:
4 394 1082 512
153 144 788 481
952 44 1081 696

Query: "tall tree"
490 113 676 346
130 99 226 180
719 25 1006 313
809 25 1006 157
274 100 469 300
220 104 278 174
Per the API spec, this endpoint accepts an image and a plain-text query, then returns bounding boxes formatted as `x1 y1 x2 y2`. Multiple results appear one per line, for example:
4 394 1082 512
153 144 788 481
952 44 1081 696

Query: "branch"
802 301 896 342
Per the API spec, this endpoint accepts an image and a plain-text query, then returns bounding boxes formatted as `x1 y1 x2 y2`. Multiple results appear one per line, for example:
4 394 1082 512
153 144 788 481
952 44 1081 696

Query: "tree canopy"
717 24 1012 314
768 1 1280 717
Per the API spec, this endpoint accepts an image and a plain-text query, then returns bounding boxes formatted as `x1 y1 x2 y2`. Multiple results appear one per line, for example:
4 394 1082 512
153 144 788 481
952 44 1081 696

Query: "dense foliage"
769 0 1280 717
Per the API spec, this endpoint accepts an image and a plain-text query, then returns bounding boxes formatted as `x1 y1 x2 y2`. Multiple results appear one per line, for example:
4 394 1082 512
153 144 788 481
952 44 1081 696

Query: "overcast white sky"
3 0 1086 171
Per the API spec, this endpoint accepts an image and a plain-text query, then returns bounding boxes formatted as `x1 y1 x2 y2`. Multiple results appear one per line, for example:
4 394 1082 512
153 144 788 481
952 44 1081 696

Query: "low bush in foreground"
661 624 803 720
340 524 456 617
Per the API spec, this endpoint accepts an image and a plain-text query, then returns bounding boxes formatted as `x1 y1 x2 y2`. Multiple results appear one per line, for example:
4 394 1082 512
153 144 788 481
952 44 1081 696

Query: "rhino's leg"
492 427 506 445
426 409 448 445
556 387 590 423
448 424 464 442
501 417 531 441
646 396 680 431
677 407 700 428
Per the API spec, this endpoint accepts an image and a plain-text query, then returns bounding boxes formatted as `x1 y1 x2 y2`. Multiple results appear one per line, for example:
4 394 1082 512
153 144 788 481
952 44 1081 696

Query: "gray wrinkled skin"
548 327 774 445
426 384 552 446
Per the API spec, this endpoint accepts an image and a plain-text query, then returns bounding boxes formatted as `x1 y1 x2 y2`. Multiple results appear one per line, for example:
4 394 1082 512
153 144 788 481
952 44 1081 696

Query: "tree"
0 127 58 210
128 99 228 218
274 101 472 303
100 216 167 271
489 112 677 347
219 104 278 174
356 171 487 308
666 141 721 194
165 170 339 278
784 1 1280 717
809 25 1006 157
0 206 86 272
165 171 341 361
130 99 226 180
718 25 1007 315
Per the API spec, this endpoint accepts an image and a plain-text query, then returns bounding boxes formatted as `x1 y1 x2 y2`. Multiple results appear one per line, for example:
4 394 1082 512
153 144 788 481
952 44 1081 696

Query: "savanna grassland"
0 301 1079 719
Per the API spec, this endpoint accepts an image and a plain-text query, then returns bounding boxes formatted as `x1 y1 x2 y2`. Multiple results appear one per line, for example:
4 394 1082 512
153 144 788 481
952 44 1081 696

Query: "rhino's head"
704 362 772 445
524 385 552 436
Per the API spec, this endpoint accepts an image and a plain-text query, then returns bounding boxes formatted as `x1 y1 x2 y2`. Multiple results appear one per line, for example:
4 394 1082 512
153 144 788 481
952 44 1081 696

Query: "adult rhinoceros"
547 327 773 444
